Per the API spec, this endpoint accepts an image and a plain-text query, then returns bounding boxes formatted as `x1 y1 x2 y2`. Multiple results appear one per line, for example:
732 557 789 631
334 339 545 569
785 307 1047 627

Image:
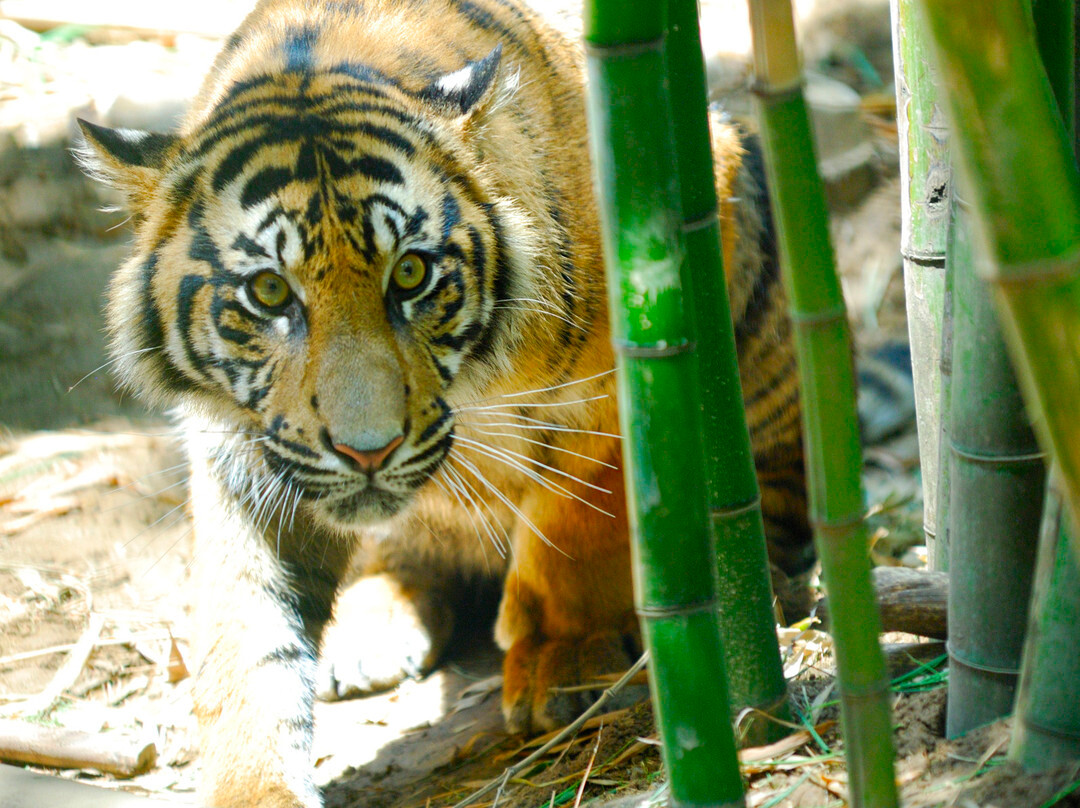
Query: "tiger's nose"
332 434 404 472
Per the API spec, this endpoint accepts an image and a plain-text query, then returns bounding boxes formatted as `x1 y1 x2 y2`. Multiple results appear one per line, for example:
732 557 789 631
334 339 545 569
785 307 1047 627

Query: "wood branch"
0 720 156 778
0 764 176 807
817 566 949 639
883 640 948 679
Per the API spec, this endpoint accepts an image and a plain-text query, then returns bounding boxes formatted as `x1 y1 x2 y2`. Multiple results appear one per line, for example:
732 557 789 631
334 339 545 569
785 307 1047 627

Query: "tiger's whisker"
460 421 622 440
199 430 271 438
493 306 586 331
142 525 195 577
494 296 563 311
453 394 607 414
495 368 615 400
436 467 495 556
458 410 569 427
453 427 617 469
458 368 615 407
274 479 297 558
122 496 192 550
453 440 615 519
454 435 611 494
442 461 509 557
99 475 190 514
288 482 303 533
448 450 569 557
101 461 191 500
67 346 160 393
446 463 507 558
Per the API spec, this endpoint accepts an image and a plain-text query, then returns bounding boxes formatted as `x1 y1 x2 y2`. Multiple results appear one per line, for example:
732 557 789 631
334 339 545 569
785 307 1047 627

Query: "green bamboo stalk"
1032 0 1076 137
665 0 789 746
1074 1 1080 148
746 2 898 806
890 0 951 570
916 0 1080 555
944 185 1045 739
1007 0 1080 773
1009 468 1080 770
584 4 744 806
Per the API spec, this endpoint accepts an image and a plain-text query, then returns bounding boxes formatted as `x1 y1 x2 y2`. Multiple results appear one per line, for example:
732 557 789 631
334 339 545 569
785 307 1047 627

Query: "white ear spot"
419 44 503 117
436 64 477 95
116 128 153 144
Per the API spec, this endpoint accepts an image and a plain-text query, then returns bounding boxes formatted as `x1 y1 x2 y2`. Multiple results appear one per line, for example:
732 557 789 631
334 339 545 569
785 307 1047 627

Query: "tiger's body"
79 1 810 805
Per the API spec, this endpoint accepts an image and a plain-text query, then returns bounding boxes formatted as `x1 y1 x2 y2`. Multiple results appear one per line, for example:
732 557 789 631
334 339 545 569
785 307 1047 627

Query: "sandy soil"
1 2 1078 807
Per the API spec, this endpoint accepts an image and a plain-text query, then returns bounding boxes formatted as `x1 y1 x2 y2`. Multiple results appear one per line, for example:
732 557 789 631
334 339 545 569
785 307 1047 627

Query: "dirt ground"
2 1 1079 807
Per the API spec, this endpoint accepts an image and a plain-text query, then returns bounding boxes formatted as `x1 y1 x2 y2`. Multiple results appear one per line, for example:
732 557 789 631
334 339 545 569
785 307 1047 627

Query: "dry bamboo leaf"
166 635 189 683
450 674 501 713
541 731 598 758
808 680 837 725
812 772 850 800
0 498 80 536
739 721 836 764
605 739 651 768
897 750 929 786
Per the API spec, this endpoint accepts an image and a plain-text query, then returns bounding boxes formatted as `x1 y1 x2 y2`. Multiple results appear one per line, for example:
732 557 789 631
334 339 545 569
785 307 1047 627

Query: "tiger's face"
80 47 534 529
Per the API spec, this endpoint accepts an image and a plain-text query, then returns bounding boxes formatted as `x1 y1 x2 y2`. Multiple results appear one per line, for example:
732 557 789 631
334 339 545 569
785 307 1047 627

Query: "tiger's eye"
250 271 291 309
391 253 428 292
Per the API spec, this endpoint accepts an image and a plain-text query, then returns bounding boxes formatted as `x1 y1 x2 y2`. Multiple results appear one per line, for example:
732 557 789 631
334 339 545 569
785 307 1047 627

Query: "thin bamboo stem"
665 0 789 745
890 0 951 570
916 0 1080 552
747 1 898 805
584 4 744 805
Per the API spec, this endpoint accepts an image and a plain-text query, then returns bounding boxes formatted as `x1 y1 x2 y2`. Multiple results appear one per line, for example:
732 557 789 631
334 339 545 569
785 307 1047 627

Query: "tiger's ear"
418 44 503 121
76 119 178 206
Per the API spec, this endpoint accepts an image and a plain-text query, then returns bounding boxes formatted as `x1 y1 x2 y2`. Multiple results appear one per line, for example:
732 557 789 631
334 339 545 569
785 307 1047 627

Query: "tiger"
76 0 811 805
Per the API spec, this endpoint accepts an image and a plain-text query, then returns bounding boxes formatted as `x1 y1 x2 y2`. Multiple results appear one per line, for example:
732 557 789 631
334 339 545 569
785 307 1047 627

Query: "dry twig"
13 613 105 717
450 652 649 808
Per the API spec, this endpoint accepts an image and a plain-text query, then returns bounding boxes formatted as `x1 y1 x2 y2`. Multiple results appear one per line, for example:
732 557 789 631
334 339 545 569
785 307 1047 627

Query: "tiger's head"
79 44 542 529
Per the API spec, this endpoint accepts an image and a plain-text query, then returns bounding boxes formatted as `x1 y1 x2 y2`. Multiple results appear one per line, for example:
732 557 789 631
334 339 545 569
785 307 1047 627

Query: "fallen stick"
883 640 947 679
0 763 176 807
818 566 949 639
0 719 156 778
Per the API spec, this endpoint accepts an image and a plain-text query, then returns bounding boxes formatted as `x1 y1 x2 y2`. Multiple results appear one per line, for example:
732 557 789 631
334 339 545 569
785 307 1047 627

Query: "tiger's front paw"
316 573 452 700
501 631 647 734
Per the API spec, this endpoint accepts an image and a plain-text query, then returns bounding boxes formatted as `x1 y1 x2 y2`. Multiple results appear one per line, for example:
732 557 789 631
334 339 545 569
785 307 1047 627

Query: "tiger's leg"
315 566 456 700
188 446 348 808
316 502 506 700
495 464 644 733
